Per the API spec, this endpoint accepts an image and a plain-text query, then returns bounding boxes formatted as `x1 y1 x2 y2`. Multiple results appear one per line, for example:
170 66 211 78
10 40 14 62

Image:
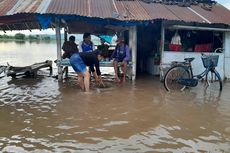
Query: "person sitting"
79 33 95 53
110 37 130 83
62 36 79 59
69 50 105 92
97 38 110 59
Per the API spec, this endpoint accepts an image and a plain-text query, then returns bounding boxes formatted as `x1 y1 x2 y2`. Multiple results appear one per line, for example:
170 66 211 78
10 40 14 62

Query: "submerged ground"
0 41 229 152
0 74 230 152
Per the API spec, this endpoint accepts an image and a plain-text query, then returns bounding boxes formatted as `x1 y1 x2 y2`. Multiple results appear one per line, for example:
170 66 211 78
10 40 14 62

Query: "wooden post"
224 32 230 79
55 18 62 81
64 28 69 78
129 28 133 49
129 27 133 80
64 28 68 42
129 26 137 81
160 21 165 63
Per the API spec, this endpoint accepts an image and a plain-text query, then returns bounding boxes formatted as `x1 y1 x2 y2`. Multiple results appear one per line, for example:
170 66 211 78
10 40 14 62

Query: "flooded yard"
0 41 230 152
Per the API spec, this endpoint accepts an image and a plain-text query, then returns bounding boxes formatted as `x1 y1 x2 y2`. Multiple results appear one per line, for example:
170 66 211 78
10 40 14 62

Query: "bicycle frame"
183 61 218 81
164 51 223 91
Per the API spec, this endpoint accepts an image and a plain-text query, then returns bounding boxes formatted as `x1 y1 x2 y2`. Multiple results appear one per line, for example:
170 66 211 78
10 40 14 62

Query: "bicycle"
163 48 223 92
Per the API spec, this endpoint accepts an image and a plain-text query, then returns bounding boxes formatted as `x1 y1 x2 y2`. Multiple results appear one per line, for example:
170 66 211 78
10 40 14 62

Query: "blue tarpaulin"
36 14 149 30
98 35 113 44
36 15 54 29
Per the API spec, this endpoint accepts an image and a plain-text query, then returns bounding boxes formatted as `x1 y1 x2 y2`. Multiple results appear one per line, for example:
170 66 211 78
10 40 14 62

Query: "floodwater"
0 41 230 153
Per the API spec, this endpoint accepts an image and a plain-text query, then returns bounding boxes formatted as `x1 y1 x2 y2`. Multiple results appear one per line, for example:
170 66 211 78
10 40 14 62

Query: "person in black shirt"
62 36 79 59
69 50 104 92
97 38 110 58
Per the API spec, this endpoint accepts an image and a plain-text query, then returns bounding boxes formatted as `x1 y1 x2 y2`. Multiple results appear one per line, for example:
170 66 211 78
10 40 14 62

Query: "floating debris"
6 60 52 78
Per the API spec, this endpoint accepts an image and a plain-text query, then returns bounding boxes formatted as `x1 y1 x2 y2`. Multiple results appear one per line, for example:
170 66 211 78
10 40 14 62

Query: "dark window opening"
164 29 223 53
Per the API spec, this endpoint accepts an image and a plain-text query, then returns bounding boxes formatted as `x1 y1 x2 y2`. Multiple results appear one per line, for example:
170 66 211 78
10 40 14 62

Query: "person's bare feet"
122 76 126 83
115 77 121 83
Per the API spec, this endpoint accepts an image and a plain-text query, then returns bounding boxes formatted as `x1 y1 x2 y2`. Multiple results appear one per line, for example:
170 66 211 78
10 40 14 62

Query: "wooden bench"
56 59 133 80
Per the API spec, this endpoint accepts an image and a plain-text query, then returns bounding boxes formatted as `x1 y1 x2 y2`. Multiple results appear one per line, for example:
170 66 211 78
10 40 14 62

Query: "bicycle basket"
201 55 219 68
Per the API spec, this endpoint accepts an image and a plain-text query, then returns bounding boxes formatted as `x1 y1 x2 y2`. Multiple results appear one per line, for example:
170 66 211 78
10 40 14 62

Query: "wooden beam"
0 26 6 33
24 22 32 32
6 25 12 31
36 22 42 31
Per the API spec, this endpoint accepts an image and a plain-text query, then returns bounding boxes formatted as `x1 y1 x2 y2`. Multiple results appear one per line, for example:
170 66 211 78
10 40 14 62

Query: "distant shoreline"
0 33 117 45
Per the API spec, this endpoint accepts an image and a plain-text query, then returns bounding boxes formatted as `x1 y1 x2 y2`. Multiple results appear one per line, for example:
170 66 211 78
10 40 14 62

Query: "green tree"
3 34 12 39
14 33 25 40
41 35 51 40
28 35 39 40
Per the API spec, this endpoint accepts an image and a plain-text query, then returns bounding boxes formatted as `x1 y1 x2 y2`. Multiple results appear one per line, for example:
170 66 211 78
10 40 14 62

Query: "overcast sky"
218 0 230 9
0 0 230 36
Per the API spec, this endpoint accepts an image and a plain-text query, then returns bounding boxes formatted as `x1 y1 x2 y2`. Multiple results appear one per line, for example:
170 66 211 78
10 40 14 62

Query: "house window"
164 29 223 52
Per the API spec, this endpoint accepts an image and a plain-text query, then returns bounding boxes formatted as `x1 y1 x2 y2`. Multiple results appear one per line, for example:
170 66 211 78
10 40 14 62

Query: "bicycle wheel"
164 66 190 91
205 69 222 91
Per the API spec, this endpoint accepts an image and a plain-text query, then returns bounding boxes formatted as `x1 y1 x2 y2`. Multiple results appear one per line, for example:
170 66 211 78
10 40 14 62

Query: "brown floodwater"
0 41 230 152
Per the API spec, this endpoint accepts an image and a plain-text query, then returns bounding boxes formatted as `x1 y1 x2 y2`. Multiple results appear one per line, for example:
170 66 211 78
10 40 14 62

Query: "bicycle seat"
184 57 195 63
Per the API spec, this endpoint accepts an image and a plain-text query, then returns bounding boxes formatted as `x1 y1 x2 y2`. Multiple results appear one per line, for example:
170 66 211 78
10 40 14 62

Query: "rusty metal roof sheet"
6 0 43 15
0 0 17 15
191 4 230 25
121 1 152 20
0 0 230 31
141 2 179 20
165 5 205 22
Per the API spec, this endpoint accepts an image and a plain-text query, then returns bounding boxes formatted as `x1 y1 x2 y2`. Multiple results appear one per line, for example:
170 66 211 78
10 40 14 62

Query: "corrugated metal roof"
90 0 113 18
47 0 88 16
165 5 205 22
0 0 230 31
121 1 152 20
6 0 43 15
0 0 17 15
141 3 179 20
191 4 230 25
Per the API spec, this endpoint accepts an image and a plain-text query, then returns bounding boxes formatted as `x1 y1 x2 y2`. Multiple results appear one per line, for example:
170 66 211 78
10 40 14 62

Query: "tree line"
0 33 52 41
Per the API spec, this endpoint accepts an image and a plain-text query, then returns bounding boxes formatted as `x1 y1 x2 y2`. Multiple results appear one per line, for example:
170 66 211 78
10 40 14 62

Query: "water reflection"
28 40 53 44
0 41 230 152
14 40 26 44
0 75 230 152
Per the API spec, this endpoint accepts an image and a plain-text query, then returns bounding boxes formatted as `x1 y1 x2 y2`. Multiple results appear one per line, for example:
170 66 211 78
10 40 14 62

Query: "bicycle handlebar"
201 48 223 57
214 48 224 53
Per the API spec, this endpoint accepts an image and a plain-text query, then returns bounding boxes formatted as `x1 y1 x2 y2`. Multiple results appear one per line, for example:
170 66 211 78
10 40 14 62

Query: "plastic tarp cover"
98 35 113 44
